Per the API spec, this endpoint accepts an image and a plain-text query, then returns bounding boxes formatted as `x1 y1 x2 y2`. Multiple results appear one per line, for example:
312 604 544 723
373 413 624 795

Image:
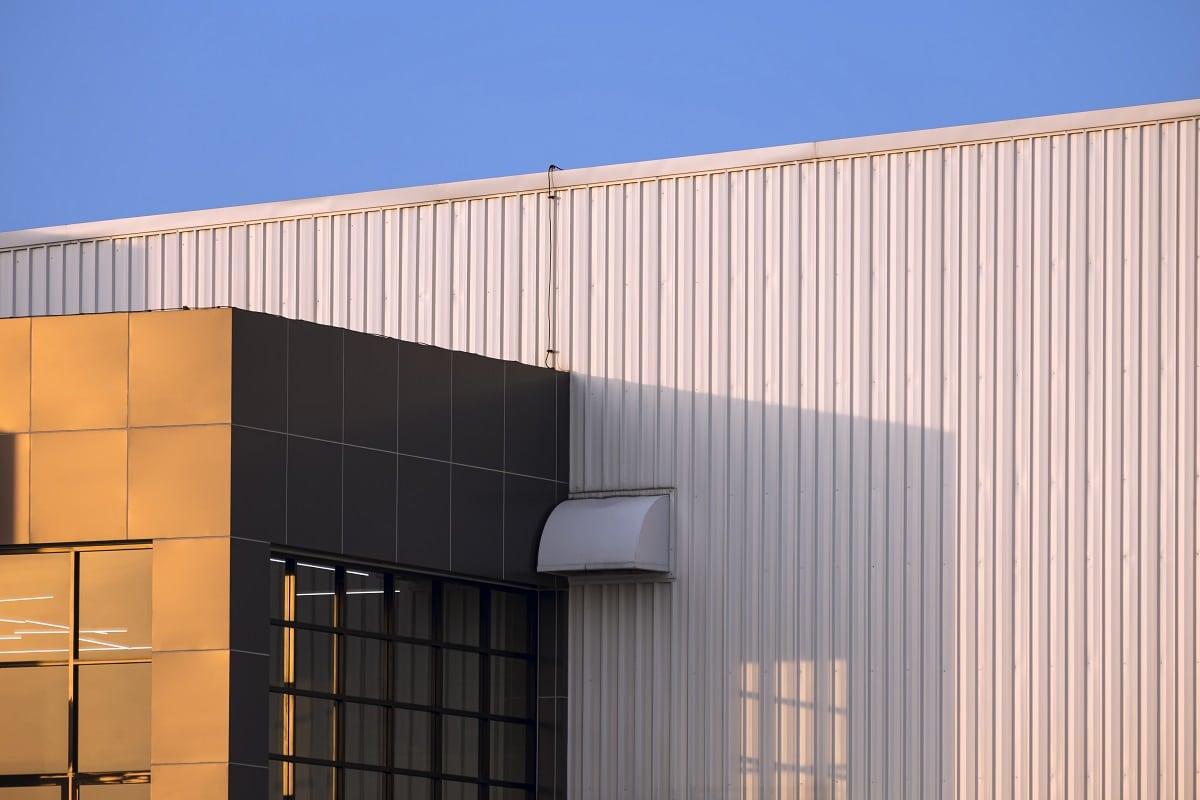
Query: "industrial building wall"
1 107 1198 798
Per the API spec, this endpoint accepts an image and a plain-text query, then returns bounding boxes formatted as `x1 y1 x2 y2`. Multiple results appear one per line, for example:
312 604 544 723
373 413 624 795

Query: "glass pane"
0 553 71 661
393 776 433 800
441 780 478 800
490 591 530 653
77 662 151 772
393 578 432 639
442 649 480 712
393 708 433 771
77 786 150 799
0 664 68 772
393 642 433 705
294 763 334 800
270 558 286 619
269 625 285 686
269 760 286 800
490 789 529 800
77 549 152 660
294 629 334 692
442 584 480 646
269 691 289 755
343 569 385 632
0 786 62 799
489 720 530 783
343 635 386 700
343 702 387 767
294 696 335 760
441 715 480 778
294 562 335 625
489 656 530 718
343 770 385 799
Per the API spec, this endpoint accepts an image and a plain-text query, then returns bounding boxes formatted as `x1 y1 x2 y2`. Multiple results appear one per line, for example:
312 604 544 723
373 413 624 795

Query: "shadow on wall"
568 378 957 799
0 433 21 544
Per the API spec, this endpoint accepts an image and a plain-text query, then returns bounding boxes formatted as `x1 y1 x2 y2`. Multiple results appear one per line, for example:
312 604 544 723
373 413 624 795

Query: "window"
0 547 152 798
270 558 536 799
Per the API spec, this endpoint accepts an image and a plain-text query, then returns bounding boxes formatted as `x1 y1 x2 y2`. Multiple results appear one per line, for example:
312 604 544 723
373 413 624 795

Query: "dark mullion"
67 551 79 800
266 754 534 792
269 617 534 660
383 572 395 800
266 684 531 725
479 587 491 799
431 579 444 800
525 593 538 790
333 567 345 800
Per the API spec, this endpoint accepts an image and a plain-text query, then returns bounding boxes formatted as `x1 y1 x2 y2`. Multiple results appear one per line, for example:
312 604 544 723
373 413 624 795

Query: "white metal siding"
2 111 1198 800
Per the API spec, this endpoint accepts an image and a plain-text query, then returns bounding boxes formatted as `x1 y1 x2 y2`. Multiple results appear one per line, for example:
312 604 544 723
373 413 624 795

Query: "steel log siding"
2 108 1199 799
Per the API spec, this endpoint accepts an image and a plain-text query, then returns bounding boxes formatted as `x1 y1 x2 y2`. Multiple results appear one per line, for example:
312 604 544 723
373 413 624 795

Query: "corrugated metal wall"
2 113 1197 799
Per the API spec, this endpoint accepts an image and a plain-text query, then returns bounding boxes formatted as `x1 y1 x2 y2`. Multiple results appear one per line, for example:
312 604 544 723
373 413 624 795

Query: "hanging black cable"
544 164 560 369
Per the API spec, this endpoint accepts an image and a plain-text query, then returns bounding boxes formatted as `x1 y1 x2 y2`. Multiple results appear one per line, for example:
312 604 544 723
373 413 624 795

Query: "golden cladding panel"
150 763 228 800
151 649 230 765
31 313 129 431
31 429 127 542
152 538 230 652
0 433 30 544
0 317 31 432
130 309 232 427
128 425 231 539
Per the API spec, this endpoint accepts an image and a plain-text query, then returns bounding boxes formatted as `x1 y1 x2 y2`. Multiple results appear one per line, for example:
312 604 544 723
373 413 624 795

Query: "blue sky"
1 0 1197 233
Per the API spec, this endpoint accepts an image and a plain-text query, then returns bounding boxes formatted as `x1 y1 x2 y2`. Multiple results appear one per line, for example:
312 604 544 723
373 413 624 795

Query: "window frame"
0 543 153 800
269 554 538 800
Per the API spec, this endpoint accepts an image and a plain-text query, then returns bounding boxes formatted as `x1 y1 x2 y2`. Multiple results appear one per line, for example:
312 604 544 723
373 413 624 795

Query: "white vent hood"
537 494 671 576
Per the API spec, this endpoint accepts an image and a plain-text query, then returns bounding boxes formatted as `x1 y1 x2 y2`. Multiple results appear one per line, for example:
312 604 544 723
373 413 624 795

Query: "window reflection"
393 578 432 639
442 715 480 778
442 649 481 712
76 785 150 799
393 642 433 705
0 553 70 661
77 663 151 772
490 591 530 653
489 721 529 783
342 635 386 699
490 656 530 718
393 776 432 800
269 558 535 796
343 569 384 632
393 709 433 771
343 702 387 766
0 665 68 773
342 769 385 800
442 584 480 646
0 787 62 799
0 547 151 792
294 562 335 626
78 549 151 660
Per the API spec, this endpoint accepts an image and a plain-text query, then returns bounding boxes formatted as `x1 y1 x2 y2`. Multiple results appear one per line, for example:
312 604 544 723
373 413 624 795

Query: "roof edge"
3 98 1197 250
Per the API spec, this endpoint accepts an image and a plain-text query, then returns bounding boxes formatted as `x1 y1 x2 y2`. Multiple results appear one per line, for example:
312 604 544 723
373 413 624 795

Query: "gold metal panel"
31 313 129 431
152 538 230 652
150 763 227 800
77 662 152 771
128 425 231 539
30 429 128 542
130 308 232 427
0 317 31 432
0 433 30 545
151 649 230 765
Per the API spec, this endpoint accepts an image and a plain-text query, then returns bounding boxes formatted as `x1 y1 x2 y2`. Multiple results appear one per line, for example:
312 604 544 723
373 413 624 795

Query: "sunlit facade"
0 309 566 799
2 99 1198 797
